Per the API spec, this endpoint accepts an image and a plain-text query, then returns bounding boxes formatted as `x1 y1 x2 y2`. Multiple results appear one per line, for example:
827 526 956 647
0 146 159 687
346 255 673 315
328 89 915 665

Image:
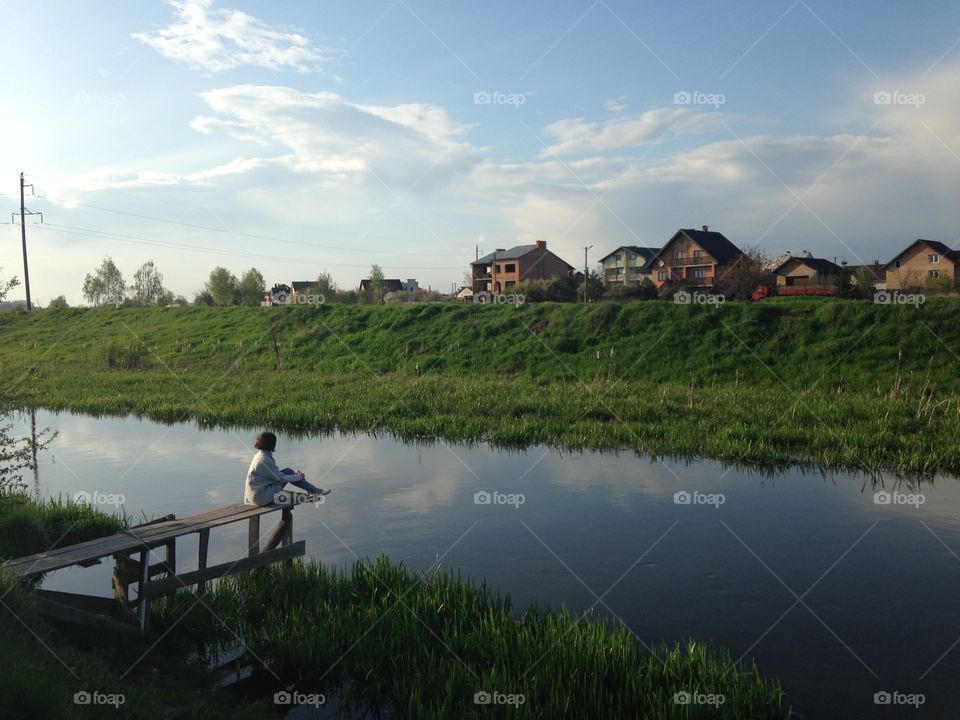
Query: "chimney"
702 225 709 232
536 240 546 249
496 248 506 252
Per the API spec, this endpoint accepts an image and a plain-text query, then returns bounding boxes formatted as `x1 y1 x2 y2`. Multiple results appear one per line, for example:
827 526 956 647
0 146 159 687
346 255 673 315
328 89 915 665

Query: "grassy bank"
0 495 790 718
3 300 960 475
155 556 790 718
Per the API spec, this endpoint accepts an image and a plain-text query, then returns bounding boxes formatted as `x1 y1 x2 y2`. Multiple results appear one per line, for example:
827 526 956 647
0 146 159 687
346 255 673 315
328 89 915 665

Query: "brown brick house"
648 227 743 289
471 241 575 292
884 239 960 289
772 257 846 287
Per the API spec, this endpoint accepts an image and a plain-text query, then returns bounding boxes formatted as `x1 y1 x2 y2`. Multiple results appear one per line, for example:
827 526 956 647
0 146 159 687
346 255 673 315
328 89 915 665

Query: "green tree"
205 267 239 306
131 260 166 305
193 290 215 306
48 295 69 308
82 257 126 306
851 266 876 299
313 271 338 298
369 264 385 302
716 246 770 300
0 269 20 303
236 268 266 306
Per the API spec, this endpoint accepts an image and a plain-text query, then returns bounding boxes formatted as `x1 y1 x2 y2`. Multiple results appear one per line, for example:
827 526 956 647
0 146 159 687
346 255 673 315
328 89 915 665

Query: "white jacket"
244 450 298 506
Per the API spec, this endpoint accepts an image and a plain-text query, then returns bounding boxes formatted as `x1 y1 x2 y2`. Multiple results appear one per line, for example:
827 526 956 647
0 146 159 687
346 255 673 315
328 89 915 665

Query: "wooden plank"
196 528 210 596
137 549 150 632
129 513 176 529
6 504 285 578
34 595 142 637
37 589 118 616
140 541 305 598
248 515 260 557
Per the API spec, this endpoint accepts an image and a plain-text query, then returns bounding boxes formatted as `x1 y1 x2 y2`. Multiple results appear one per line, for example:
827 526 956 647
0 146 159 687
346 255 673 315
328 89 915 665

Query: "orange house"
884 239 960 289
471 241 575 292
648 227 743 289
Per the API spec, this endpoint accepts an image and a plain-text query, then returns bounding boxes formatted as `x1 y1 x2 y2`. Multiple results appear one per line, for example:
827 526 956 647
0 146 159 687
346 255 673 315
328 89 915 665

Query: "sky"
3 0 960 303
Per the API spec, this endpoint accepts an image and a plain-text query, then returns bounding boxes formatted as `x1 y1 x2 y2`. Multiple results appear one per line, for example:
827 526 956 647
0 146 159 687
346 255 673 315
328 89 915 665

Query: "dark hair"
254 431 277 452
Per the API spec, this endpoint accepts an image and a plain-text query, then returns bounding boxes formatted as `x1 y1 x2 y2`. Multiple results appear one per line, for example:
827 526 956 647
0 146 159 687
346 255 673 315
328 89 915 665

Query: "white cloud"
133 0 334 73
540 107 728 157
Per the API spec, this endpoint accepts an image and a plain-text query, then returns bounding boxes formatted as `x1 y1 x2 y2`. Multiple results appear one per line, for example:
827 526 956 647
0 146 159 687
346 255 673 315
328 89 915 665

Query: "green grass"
154 556 791 719
0 495 273 719
3 300 960 475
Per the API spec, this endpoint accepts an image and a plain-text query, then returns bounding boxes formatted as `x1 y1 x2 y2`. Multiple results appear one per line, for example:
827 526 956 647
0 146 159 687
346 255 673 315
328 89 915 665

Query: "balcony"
666 256 713 266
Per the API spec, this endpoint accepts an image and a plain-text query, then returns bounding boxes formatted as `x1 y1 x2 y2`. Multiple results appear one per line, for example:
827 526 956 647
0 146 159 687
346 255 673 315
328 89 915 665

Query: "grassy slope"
2 300 960 474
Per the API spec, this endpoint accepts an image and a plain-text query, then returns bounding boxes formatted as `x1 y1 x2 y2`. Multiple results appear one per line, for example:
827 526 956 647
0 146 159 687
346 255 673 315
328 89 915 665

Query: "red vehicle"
752 285 839 301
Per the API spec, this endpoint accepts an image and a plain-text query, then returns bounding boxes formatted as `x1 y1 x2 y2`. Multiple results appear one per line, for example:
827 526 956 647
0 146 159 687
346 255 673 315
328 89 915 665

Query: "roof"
773 256 846 275
291 281 314 292
598 245 661 262
270 284 291 293
472 244 538 265
359 278 405 292
883 239 960 269
846 263 885 281
651 228 742 266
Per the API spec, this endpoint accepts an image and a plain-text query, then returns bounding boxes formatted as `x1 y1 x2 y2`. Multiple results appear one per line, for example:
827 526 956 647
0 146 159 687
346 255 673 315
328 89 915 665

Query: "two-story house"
648 227 743 289
883 240 960 289
471 241 575 292
598 246 660 289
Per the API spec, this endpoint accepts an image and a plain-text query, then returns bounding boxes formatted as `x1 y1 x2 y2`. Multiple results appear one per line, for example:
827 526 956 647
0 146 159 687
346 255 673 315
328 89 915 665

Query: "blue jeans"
288 476 321 494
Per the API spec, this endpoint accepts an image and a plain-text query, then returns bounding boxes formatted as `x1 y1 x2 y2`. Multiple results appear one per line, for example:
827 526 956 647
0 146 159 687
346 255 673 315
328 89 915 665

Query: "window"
676 250 686 259
616 253 623 261
895 261 901 268
495 264 501 273
505 280 516 287
505 263 516 273
629 253 637 261
693 249 702 259
616 267 624 275
658 270 668 281
929 254 940 264
692 268 706 278
930 270 941 279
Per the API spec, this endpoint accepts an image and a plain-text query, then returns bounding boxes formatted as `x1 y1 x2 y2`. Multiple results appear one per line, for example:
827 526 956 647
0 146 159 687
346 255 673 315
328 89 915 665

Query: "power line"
35 223 464 271
29 192 458 258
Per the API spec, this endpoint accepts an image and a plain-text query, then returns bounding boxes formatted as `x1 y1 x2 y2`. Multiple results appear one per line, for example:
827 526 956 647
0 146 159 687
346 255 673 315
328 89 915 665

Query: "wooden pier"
4 502 305 632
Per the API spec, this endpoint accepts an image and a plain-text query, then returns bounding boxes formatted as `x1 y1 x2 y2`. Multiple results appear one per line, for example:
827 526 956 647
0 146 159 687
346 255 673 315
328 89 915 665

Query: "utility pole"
13 173 42 310
583 245 593 302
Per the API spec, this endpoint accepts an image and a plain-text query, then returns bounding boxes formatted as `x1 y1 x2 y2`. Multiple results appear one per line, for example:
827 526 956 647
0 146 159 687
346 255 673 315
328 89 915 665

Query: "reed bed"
154 556 791 718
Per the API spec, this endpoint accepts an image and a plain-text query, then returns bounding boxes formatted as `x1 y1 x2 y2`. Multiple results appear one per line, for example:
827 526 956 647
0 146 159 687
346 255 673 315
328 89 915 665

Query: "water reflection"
8 408 960 718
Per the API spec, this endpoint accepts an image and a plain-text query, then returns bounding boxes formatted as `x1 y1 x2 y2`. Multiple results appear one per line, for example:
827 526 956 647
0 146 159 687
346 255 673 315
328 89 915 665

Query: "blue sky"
3 0 960 302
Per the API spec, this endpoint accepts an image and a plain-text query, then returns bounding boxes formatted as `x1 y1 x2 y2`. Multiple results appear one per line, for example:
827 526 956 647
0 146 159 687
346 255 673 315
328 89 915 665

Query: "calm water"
10 409 960 719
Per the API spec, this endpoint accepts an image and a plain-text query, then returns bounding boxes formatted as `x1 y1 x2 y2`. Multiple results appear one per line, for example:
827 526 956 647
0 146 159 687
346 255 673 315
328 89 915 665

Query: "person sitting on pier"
244 431 328 506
